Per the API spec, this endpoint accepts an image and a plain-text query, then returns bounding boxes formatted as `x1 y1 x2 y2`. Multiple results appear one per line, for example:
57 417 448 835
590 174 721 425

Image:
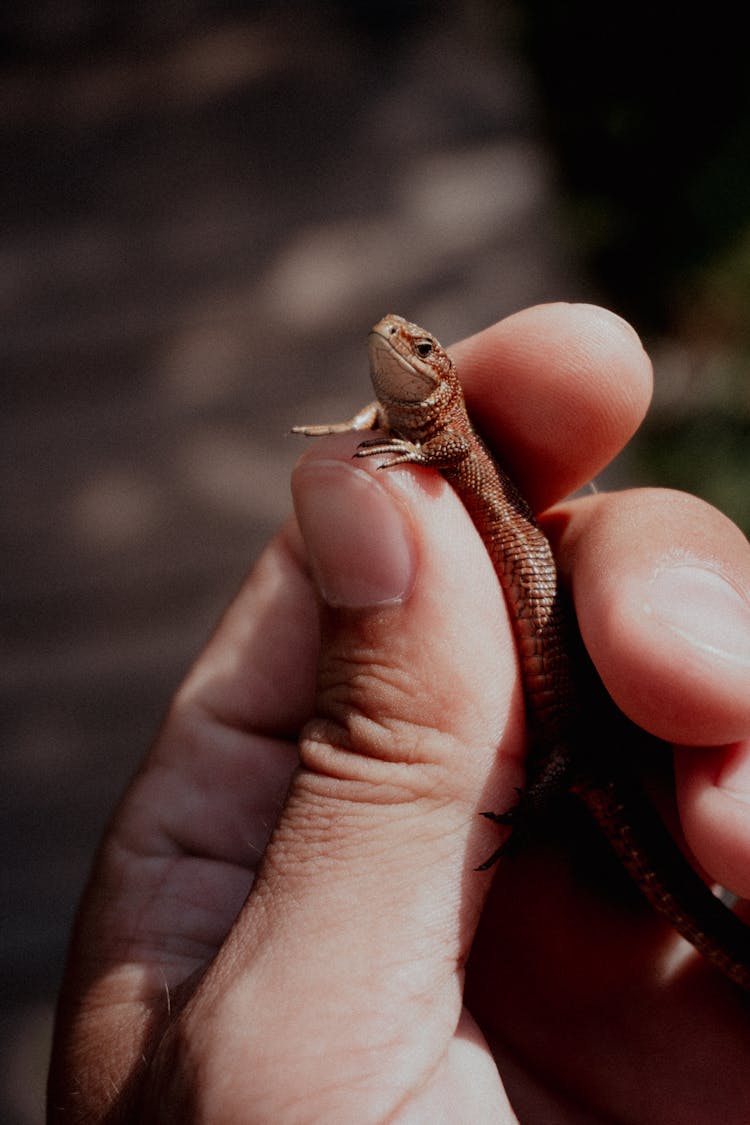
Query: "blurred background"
2 2 749 1120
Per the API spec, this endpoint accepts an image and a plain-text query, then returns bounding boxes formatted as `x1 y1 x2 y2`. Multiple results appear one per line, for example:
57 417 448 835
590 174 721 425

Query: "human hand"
48 304 750 1124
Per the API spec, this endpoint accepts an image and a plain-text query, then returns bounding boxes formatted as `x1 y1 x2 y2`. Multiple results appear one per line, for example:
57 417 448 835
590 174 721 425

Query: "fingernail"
643 565 750 667
292 460 417 607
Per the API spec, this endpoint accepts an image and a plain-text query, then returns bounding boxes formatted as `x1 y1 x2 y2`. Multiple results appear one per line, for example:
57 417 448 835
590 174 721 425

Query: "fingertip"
676 741 750 898
562 489 750 746
452 302 653 509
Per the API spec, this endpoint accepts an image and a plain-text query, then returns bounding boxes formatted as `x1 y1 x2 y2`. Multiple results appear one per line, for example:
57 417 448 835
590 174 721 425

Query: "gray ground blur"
0 7 591 1120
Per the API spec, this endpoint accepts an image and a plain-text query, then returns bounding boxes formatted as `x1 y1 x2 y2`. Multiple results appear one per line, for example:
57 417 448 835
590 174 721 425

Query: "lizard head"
368 314 454 403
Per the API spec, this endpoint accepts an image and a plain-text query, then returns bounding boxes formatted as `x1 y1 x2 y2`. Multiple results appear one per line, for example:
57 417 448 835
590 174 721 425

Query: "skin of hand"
47 303 750 1125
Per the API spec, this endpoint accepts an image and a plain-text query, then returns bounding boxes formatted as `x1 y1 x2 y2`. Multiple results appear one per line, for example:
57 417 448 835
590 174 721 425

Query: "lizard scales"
295 312 750 992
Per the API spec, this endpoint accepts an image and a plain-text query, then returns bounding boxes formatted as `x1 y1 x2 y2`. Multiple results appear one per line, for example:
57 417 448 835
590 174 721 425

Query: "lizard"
293 312 750 992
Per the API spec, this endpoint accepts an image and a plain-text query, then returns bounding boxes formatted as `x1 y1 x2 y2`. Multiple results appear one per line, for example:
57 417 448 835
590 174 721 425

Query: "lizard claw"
476 789 526 869
354 436 423 466
480 787 525 826
475 843 509 871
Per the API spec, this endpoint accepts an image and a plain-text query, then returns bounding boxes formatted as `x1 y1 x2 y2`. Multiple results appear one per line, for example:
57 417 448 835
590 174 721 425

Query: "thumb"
287 432 523 877
182 431 523 1119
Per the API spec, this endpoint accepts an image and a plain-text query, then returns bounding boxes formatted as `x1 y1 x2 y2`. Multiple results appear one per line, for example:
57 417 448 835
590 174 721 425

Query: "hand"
48 304 750 1124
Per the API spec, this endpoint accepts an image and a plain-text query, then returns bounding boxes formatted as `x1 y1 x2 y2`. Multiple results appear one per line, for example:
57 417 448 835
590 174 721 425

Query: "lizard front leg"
291 401 382 437
354 430 473 471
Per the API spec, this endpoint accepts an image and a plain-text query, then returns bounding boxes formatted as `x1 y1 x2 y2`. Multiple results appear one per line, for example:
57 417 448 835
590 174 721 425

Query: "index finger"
452 302 653 511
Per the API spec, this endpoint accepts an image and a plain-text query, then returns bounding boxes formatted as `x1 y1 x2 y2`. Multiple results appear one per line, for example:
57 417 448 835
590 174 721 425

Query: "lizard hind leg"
475 796 523 871
477 741 573 870
476 789 535 870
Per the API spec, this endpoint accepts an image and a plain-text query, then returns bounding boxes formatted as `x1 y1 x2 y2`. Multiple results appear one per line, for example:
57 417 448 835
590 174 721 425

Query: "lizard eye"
415 339 433 357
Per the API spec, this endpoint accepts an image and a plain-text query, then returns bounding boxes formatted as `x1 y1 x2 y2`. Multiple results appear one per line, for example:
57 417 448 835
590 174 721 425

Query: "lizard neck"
381 370 467 444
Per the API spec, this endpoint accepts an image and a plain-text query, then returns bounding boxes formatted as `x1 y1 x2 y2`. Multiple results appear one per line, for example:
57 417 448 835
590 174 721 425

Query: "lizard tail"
571 770 750 993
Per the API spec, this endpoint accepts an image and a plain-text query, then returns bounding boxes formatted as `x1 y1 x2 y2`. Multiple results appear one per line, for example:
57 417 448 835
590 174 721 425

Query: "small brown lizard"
294 312 750 992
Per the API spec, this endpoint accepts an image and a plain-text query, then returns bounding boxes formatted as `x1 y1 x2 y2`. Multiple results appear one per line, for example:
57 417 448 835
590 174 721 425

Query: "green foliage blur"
519 0 750 531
